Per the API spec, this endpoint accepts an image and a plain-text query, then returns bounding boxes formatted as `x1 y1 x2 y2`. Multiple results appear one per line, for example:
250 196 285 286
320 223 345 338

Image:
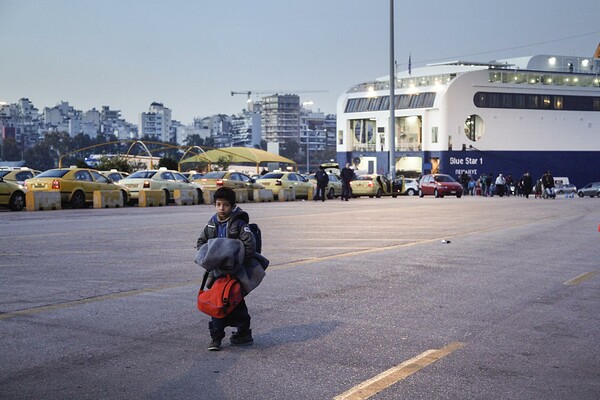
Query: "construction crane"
230 90 328 100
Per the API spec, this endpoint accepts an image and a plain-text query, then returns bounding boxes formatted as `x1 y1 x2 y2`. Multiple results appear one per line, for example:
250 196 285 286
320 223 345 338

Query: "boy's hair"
214 187 236 206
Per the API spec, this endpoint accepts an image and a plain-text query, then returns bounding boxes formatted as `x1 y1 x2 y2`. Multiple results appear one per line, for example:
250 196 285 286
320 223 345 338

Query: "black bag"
248 223 262 253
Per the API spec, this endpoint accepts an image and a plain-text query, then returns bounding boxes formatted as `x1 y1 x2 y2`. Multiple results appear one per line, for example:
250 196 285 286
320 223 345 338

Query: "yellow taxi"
119 168 202 204
100 170 130 183
0 176 26 211
25 167 130 208
197 171 264 200
305 173 342 199
256 171 313 199
350 174 400 198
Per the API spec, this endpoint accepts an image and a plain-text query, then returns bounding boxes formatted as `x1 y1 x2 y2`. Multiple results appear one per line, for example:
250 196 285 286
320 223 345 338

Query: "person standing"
340 163 355 201
314 166 329 202
495 173 506 197
196 187 256 351
520 172 533 198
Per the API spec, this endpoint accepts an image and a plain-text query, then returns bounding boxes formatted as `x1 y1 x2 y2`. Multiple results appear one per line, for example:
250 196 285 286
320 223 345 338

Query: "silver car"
577 182 600 198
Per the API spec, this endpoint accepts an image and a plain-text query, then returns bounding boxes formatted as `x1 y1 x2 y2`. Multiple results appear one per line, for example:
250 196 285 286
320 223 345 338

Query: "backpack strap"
200 270 209 291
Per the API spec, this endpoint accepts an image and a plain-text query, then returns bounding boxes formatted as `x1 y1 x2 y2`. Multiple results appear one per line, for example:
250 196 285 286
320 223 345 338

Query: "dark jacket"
341 167 355 183
315 169 329 186
196 206 255 259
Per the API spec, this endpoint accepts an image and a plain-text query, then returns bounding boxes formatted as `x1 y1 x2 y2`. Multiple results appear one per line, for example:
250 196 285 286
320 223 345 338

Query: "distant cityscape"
0 94 337 164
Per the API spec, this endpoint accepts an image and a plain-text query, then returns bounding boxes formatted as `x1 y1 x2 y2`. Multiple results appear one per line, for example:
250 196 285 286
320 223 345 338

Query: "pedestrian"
314 165 329 202
520 172 533 198
340 163 355 201
495 173 506 197
542 170 555 198
196 187 258 351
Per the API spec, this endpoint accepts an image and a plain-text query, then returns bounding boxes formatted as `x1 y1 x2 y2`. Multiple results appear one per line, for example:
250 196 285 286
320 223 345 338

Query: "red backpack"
197 273 243 318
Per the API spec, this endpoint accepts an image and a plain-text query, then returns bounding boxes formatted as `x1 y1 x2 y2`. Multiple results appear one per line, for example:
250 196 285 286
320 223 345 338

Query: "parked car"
24 167 130 208
350 174 398 198
577 182 600 198
256 171 313 199
196 171 264 200
181 171 204 181
419 174 463 198
0 167 39 184
100 170 129 183
0 176 26 211
306 173 342 199
120 168 202 204
401 178 420 196
554 183 577 195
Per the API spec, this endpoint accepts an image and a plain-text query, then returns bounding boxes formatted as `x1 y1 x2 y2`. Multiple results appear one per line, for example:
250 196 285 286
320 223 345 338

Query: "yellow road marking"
563 271 597 286
333 342 465 400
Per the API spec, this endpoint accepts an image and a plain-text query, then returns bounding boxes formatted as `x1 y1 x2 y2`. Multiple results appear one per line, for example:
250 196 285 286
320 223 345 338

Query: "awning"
180 147 297 171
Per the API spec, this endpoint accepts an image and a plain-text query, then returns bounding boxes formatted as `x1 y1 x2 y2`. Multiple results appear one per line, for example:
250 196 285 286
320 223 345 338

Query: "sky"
2 0 600 125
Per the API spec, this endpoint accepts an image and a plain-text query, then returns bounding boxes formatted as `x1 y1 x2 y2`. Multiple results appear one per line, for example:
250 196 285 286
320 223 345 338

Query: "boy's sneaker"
230 332 254 346
208 339 221 351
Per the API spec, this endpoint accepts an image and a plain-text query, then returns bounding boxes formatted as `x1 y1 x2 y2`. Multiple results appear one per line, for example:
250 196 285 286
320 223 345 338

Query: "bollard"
26 191 62 211
93 190 123 208
139 190 165 207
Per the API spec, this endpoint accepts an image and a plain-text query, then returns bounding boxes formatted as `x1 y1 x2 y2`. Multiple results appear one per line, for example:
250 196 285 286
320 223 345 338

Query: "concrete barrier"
174 189 198 206
93 190 123 208
202 190 216 205
139 190 166 207
233 189 249 204
26 191 61 211
277 187 296 201
253 188 274 202
307 188 314 201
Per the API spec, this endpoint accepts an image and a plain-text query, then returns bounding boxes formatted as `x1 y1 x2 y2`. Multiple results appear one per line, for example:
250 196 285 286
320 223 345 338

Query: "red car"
418 174 463 198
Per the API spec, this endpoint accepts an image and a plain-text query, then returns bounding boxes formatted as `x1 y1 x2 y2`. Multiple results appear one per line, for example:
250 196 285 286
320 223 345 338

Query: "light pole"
306 128 310 173
388 0 396 179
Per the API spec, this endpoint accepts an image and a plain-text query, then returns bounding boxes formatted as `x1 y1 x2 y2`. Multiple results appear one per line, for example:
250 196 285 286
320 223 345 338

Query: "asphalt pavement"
1 195 599 399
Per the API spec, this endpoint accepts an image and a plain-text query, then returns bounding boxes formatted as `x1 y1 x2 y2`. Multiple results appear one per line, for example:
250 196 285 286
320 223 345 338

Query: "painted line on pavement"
563 271 597 286
333 342 465 400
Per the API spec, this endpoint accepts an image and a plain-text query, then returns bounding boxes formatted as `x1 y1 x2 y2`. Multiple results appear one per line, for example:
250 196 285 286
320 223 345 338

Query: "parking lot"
1 196 599 399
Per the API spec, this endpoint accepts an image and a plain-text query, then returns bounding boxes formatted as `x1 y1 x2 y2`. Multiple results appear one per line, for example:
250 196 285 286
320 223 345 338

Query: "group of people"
458 170 556 199
314 163 356 202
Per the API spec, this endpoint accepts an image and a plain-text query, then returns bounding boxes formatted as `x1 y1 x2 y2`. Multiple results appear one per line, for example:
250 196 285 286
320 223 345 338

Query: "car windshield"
260 173 284 179
434 175 455 183
129 171 157 179
36 169 69 178
0 171 9 178
202 171 226 179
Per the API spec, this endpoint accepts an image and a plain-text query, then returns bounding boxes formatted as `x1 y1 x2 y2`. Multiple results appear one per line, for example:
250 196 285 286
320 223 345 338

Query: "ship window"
554 96 563 110
464 115 484 142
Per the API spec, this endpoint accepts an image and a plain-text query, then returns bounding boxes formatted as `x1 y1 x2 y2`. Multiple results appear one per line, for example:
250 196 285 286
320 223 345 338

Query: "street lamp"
306 128 311 173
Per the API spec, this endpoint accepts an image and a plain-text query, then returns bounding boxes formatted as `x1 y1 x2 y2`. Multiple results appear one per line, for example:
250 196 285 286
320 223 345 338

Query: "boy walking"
196 187 256 351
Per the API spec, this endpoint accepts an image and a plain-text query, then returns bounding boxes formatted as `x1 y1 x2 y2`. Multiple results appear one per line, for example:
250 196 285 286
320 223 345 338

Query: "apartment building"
139 102 173 142
261 94 300 147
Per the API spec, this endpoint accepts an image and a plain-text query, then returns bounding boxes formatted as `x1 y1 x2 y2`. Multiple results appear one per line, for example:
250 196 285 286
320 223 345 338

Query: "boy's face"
215 199 233 220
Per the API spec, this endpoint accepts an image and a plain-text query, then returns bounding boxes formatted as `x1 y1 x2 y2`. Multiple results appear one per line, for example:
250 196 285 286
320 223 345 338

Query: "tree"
2 137 22 161
280 138 301 163
95 156 133 173
213 156 232 171
23 142 57 171
157 156 179 171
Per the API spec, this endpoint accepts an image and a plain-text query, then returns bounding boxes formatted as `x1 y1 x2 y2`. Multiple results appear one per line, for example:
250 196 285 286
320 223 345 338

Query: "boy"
197 187 256 351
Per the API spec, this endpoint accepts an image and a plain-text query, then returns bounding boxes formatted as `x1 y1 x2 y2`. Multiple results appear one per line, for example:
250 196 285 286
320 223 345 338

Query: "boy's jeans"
209 300 251 340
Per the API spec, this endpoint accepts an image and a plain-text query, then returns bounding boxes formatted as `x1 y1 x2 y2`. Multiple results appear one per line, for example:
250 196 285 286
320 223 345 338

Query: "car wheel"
578 192 584 197
327 188 334 199
456 192 462 198
163 189 170 204
70 190 85 209
9 191 25 211
418 189 424 198
196 189 203 204
121 190 128 207
434 189 440 198
376 188 382 198
407 189 415 196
